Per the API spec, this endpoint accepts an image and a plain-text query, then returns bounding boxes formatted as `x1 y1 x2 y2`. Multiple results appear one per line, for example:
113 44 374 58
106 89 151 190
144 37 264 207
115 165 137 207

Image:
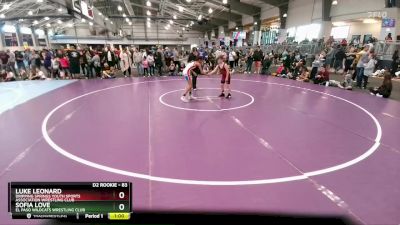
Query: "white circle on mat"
41 78 382 186
159 88 254 112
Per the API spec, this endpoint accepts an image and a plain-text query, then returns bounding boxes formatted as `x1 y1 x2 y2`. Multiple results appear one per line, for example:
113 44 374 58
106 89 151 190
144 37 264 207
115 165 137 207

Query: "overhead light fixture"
198 14 202 21
81 18 86 22
178 6 184 12
147 22 151 28
128 21 132 25
283 13 287 17
28 10 33 16
19 19 24 22
254 21 258 25
169 20 173 24
67 23 73 27
89 22 93 26
44 16 50 20
123 13 126 17
173 15 177 20
105 17 109 21
110 21 113 24
98 12 102 16
58 7 62 12
46 23 51 27
2 4 10 10
147 10 151 16
332 21 347 26
146 0 151 7
165 26 169 30
33 20 39 25
235 27 238 30
208 8 213 14
363 18 378 24
37 0 43 2
182 27 185 31
186 24 189 27
223 0 228 4
190 21 194 25
186 0 191 2
0 14 5 19
117 5 123 11
57 20 62 24
332 0 338 5
125 18 130 22
147 17 151 21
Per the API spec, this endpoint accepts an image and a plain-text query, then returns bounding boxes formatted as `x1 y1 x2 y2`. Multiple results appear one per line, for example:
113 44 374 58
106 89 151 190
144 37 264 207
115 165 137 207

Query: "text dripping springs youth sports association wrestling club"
9 182 132 221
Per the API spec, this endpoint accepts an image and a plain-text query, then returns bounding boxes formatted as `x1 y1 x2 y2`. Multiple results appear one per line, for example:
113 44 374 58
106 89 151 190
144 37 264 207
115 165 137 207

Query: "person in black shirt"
334 46 346 73
253 46 263 74
344 48 356 75
188 48 199 90
68 46 81 78
391 50 399 77
15 51 25 77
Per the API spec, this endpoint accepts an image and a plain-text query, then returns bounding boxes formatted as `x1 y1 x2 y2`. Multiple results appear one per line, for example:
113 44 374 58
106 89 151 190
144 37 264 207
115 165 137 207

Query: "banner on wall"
382 18 395 27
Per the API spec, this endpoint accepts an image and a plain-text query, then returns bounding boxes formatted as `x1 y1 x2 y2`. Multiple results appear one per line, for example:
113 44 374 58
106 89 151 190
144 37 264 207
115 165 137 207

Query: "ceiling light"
146 0 151 7
0 14 5 19
19 19 24 22
165 26 169 30
117 5 123 11
283 13 287 17
123 13 126 17
89 22 93 26
37 0 43 3
198 14 202 21
57 20 62 24
223 0 228 4
33 20 39 25
128 22 132 25
235 27 238 30
332 21 347 26
178 6 184 12
125 18 130 22
186 0 191 2
208 8 213 14
58 7 62 12
98 12 102 16
147 10 151 16
182 27 185 31
186 24 189 27
2 4 10 10
81 18 86 22
169 20 173 24
254 21 257 25
44 17 50 20
147 17 151 21
105 17 109 21
28 10 33 16
332 0 338 5
46 23 51 27
67 23 73 27
147 22 151 28
173 15 177 19
110 21 113 24
363 18 378 24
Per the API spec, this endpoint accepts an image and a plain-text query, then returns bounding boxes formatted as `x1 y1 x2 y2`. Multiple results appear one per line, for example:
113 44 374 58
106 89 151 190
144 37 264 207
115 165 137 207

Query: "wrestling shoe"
226 93 232 99
219 93 225 97
181 96 189 102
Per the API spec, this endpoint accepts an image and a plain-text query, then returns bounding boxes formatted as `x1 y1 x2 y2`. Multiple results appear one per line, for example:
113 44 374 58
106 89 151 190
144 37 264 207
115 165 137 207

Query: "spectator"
369 72 392 98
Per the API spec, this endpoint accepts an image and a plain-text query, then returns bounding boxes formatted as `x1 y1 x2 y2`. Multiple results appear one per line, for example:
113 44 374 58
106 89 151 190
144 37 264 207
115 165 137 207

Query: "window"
330 26 350 39
294 24 321 42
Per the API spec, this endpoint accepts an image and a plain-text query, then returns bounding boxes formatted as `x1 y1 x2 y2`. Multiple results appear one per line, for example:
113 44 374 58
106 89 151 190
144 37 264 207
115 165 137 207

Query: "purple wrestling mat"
1 75 400 224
